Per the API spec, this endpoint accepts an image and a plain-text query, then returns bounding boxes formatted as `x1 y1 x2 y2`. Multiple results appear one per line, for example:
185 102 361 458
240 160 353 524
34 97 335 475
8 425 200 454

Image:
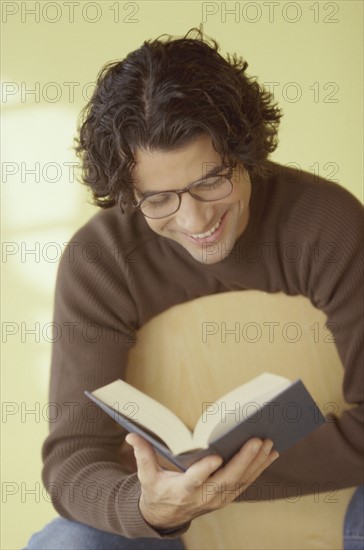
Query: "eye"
195 176 225 190
144 193 173 206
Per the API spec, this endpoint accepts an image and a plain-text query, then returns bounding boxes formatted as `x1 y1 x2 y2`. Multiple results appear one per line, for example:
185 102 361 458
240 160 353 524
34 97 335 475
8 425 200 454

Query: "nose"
174 193 214 234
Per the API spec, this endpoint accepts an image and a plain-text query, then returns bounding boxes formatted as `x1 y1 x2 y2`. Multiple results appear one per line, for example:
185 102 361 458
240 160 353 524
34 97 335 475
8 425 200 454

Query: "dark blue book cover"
85 378 325 471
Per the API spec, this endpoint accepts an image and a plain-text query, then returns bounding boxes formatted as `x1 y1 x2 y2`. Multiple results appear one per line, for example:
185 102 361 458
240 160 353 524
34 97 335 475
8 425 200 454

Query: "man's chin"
179 240 230 265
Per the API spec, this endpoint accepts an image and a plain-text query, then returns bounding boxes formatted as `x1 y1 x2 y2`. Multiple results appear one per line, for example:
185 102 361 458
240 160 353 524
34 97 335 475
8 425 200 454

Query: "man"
26 28 363 549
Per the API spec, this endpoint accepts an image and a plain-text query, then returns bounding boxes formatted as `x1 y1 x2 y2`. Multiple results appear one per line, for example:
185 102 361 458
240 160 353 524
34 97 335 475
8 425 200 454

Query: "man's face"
132 133 251 264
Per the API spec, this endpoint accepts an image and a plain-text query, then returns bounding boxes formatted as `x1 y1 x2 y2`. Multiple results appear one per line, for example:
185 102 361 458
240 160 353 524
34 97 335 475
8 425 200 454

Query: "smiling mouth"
189 218 222 239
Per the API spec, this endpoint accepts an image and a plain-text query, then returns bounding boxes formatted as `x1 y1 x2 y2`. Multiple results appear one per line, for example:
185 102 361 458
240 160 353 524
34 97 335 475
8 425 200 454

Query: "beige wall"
1 1 363 548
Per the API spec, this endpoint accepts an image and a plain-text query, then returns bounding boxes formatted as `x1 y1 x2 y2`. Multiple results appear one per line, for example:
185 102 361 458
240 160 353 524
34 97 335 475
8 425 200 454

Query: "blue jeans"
344 486 364 550
24 487 364 550
24 517 185 550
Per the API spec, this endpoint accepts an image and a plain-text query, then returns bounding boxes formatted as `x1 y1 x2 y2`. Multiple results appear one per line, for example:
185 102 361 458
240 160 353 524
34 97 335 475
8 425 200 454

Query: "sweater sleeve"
238 180 364 502
41 218 190 538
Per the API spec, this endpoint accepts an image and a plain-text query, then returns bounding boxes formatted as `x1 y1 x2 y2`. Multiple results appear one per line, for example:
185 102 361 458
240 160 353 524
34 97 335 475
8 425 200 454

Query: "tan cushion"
127 291 356 550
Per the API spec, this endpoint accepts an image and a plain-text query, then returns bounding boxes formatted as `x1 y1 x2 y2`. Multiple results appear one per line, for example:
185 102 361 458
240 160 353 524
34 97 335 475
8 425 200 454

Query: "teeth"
190 218 222 239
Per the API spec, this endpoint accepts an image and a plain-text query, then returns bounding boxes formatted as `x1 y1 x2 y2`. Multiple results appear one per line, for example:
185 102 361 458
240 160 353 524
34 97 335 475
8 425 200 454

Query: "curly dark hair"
74 26 282 210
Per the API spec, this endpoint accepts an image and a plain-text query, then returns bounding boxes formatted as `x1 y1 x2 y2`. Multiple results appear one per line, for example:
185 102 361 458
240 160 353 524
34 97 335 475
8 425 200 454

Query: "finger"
247 449 279 484
125 433 148 448
184 454 224 490
210 438 264 485
233 441 278 494
239 439 277 479
210 438 275 485
230 448 280 501
125 434 161 483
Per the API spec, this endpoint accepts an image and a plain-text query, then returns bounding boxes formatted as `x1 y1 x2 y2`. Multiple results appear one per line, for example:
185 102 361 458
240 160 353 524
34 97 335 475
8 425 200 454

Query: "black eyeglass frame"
132 166 235 219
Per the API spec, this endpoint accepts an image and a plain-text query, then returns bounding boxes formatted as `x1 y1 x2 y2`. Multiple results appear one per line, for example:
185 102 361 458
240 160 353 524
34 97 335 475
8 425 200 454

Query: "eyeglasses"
132 168 234 219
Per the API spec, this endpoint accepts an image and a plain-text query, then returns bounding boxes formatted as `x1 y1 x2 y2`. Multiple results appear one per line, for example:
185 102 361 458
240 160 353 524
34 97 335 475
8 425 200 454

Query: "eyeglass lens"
140 175 233 219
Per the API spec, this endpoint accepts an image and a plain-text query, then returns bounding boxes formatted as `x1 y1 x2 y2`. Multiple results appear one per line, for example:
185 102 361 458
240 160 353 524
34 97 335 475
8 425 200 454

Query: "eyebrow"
134 163 227 198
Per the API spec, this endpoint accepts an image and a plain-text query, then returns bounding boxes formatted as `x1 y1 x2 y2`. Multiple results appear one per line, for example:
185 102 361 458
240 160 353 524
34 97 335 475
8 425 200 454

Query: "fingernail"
208 455 222 469
271 451 279 462
252 441 263 453
125 437 138 452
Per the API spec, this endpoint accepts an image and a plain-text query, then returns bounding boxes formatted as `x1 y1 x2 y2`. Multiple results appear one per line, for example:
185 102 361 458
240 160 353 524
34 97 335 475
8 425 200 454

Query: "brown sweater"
42 162 363 538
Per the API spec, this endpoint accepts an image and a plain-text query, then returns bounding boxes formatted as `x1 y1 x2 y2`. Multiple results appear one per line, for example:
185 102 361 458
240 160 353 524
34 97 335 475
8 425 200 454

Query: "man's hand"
125 433 279 531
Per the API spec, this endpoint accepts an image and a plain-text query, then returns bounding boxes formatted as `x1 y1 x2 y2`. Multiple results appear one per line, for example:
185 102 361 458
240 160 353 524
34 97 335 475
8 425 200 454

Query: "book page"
91 379 195 454
192 373 291 446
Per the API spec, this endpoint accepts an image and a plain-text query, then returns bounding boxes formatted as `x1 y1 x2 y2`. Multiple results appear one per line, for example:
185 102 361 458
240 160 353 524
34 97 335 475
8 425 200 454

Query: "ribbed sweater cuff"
114 473 191 539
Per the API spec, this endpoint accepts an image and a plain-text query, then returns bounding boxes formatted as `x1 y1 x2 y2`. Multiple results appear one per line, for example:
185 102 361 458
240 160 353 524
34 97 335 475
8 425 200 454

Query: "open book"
85 373 325 470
